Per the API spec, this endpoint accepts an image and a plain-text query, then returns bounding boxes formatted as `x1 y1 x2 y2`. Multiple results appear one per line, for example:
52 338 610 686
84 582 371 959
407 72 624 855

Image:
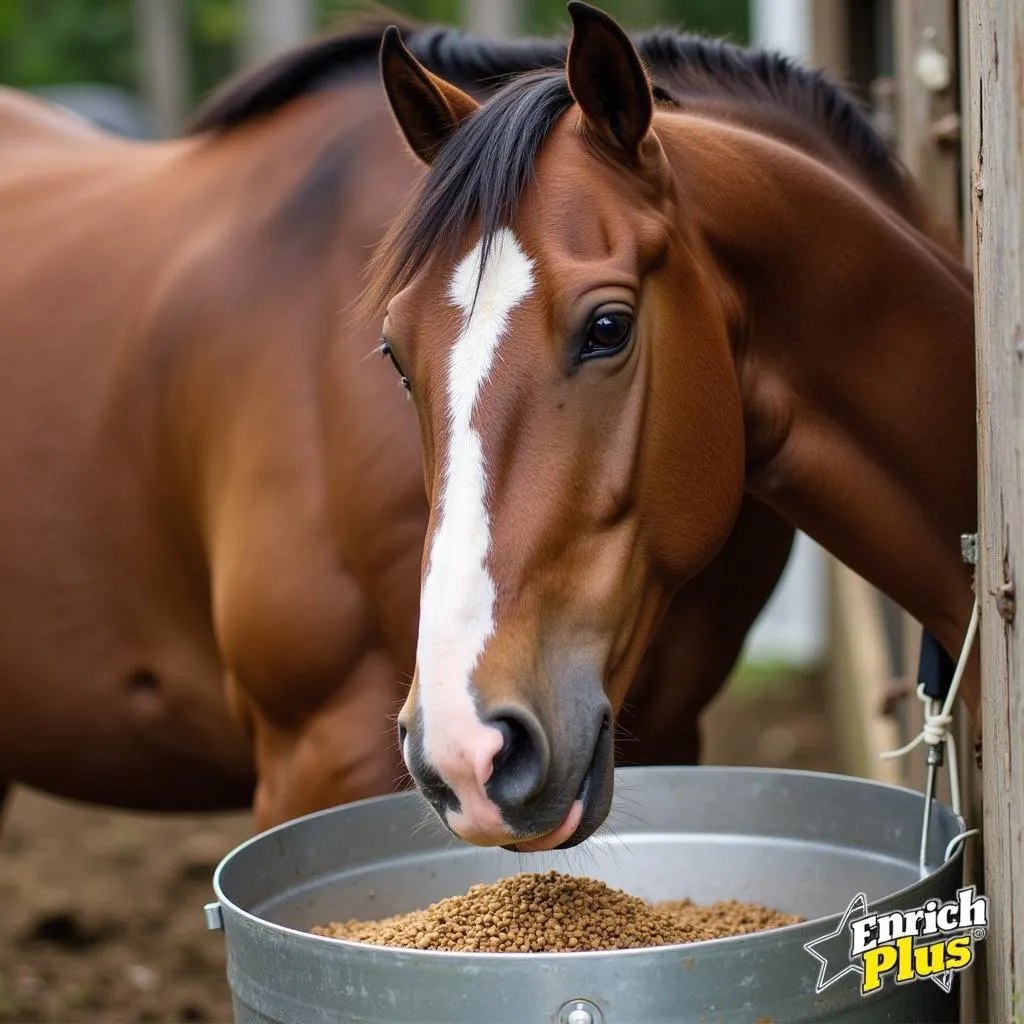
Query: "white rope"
880 685 955 759
944 827 981 864
880 598 980 818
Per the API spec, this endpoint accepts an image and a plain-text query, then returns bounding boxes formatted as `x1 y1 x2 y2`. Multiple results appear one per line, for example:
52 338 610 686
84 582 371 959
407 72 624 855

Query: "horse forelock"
363 70 573 322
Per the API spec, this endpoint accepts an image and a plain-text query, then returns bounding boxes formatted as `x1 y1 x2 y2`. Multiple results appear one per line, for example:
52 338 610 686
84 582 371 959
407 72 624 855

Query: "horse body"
0 19 799 832
375 3 977 850
0 101 239 808
0 77 423 817
0 87 104 145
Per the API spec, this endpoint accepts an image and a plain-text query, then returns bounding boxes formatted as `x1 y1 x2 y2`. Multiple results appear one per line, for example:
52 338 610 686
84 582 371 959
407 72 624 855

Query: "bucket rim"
209 765 966 962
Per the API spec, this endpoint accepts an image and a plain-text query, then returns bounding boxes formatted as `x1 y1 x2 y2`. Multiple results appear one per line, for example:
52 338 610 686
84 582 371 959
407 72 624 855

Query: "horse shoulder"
202 379 414 824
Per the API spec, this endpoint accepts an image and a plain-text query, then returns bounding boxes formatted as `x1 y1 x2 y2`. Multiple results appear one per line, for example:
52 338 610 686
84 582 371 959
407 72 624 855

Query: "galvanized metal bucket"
206 766 969 1023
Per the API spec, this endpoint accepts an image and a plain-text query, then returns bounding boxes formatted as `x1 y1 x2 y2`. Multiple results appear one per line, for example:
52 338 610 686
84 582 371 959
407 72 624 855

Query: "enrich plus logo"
803 886 988 996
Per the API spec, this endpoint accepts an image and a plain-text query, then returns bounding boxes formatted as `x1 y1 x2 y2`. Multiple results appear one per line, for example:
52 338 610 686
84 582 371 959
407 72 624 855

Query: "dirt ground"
0 670 838 1024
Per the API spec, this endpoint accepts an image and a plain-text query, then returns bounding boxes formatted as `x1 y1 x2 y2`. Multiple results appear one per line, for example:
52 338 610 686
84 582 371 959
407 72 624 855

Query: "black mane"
364 27 913 306
188 17 913 302
189 19 893 195
188 20 567 133
636 30 902 204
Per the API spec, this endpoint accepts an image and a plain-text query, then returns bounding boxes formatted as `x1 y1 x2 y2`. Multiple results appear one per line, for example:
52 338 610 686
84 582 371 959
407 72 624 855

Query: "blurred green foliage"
0 0 240 102
318 0 748 39
0 0 748 110
0 0 137 90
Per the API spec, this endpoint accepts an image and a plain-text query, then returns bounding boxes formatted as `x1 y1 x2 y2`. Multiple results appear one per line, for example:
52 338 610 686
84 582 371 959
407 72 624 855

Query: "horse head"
372 3 746 850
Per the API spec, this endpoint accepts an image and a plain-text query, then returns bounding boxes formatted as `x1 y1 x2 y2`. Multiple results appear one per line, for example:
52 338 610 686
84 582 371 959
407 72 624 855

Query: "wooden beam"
809 0 849 78
241 0 314 66
133 0 189 136
825 561 904 784
958 0 975 269
897 610 930 792
967 1 1024 1019
460 0 523 39
894 0 962 233
751 0 812 61
890 0 963 799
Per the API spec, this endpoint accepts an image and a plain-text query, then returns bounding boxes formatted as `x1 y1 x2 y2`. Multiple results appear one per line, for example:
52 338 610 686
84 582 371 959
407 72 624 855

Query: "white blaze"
416 229 535 814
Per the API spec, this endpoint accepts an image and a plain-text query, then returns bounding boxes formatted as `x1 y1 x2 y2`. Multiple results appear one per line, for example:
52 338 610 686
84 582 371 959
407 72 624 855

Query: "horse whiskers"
407 817 436 841
611 720 640 744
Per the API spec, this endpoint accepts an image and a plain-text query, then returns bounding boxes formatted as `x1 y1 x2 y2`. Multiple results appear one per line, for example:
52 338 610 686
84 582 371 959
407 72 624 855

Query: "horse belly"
0 584 255 811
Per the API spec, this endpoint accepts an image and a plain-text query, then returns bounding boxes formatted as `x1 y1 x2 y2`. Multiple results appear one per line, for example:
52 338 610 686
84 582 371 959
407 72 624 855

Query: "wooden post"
967 2 1024 1020
894 0 962 233
809 0 849 78
825 562 905 783
751 0 812 62
242 0 314 66
460 0 523 39
890 0 963 800
133 0 189 136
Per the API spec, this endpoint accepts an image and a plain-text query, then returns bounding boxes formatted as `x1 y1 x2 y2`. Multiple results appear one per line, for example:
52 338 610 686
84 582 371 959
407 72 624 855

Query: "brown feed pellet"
311 870 802 952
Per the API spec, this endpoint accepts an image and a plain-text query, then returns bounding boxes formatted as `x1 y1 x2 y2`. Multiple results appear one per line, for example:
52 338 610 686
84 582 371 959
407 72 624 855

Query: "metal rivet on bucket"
558 998 603 1024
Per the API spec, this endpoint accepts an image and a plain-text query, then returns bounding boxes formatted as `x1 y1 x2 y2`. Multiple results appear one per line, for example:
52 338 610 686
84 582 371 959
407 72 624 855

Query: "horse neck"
659 112 978 708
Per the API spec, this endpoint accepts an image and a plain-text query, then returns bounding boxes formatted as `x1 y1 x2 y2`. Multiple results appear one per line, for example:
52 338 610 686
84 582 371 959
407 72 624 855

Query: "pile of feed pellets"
311 870 802 953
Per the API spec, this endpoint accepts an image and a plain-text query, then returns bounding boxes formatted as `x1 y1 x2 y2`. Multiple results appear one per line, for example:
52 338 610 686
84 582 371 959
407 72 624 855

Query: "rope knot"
880 683 954 760
920 696 954 747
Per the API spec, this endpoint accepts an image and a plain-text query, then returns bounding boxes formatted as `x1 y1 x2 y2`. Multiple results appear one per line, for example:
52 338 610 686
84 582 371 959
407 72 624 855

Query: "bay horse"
0 16 797 834
370 2 976 851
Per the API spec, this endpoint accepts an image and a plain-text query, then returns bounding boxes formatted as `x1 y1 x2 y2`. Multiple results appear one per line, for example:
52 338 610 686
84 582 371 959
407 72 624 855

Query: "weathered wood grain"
967 1 1024 1019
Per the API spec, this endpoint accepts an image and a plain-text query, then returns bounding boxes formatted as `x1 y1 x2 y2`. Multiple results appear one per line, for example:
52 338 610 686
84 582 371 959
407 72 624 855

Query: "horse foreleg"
237 648 408 833
616 496 797 767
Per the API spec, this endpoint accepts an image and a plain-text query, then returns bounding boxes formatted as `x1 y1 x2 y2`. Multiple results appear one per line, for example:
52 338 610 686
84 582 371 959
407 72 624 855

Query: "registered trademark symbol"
972 927 987 941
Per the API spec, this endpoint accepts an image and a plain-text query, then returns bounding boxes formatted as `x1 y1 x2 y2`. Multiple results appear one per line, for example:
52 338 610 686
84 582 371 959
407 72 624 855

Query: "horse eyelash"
380 338 412 395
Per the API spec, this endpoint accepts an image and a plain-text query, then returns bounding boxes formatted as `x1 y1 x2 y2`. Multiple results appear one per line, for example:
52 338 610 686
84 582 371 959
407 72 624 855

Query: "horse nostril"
487 710 549 810
491 717 521 772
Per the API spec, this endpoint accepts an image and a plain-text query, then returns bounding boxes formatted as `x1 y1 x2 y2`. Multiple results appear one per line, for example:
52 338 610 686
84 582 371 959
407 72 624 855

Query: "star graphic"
803 892 870 993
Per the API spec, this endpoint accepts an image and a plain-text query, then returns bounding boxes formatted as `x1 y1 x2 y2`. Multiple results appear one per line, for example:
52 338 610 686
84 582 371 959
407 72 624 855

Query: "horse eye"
580 310 633 360
381 337 411 394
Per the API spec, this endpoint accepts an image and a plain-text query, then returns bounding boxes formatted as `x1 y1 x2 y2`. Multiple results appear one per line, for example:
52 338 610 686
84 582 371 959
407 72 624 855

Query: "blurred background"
0 0 750 137
0 2 968 1022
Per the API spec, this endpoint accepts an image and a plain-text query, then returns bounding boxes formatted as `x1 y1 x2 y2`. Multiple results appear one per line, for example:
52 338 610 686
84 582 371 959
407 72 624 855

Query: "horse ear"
566 1 653 160
379 25 480 166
